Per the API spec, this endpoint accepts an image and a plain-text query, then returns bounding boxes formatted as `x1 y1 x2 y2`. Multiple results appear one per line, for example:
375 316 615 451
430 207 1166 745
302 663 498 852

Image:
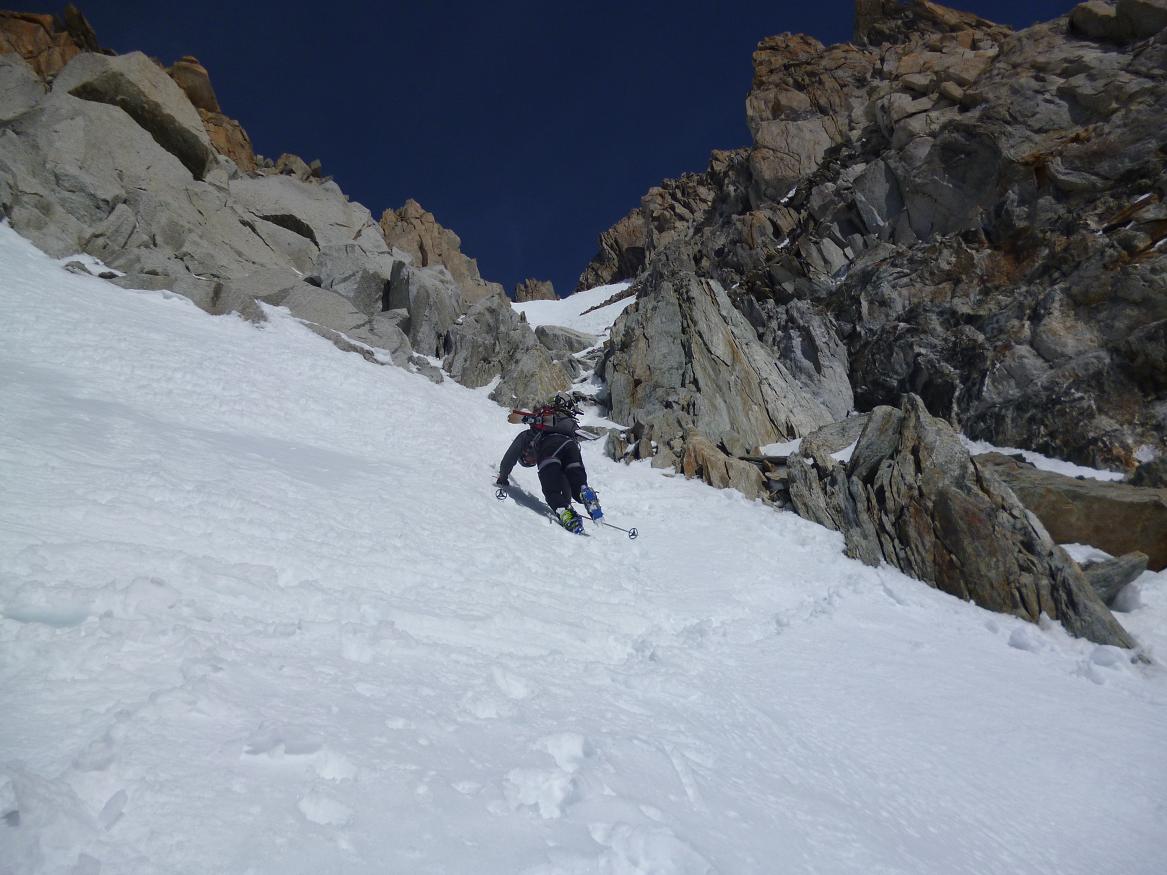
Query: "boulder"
534 324 597 355
275 152 314 180
230 174 385 252
1082 552 1149 605
167 55 219 113
53 51 216 181
514 278 557 302
788 395 1135 648
796 414 870 456
680 433 766 499
976 453 1167 569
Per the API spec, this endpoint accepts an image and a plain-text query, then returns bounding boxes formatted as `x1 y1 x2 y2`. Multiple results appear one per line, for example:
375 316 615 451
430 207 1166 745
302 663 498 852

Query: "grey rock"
737 297 854 422
317 243 402 316
394 264 463 359
0 53 44 123
1082 552 1149 605
799 414 871 457
788 395 1135 648
52 51 216 180
604 263 838 459
229 174 385 253
534 324 598 355
443 291 570 408
408 354 444 384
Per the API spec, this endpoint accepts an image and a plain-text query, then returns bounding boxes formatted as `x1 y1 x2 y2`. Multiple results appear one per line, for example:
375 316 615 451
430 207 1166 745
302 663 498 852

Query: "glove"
495 475 509 486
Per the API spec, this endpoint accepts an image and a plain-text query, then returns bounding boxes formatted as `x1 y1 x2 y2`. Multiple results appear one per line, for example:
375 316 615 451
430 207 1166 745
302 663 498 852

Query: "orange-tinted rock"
0 10 83 78
380 199 504 303
199 108 256 173
168 55 220 113
514 278 557 302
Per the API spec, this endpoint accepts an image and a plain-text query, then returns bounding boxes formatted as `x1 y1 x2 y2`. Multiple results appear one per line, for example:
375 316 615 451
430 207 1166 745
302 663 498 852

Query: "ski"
495 483 637 539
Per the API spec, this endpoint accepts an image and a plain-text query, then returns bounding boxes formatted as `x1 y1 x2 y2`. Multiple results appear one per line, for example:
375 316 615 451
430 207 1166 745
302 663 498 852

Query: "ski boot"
579 486 603 520
557 506 584 534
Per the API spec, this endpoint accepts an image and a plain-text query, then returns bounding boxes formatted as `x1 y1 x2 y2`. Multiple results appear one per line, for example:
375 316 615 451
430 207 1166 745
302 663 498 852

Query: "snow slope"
512 282 634 337
2 224 1166 874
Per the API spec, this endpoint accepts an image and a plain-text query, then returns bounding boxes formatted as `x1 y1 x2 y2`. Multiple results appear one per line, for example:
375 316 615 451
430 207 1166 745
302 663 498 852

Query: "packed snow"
512 281 634 337
2 224 1166 874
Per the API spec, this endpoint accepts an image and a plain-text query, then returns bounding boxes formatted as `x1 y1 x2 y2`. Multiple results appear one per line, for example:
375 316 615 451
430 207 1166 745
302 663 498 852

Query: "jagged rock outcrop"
787 394 1135 648
603 258 841 468
380 199 504 304
514 278 557 302
584 0 1167 472
574 149 750 291
444 292 571 407
976 453 1167 569
575 208 646 292
0 17 565 406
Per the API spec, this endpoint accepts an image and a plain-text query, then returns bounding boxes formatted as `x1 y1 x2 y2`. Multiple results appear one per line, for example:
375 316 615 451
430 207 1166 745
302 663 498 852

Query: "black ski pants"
536 434 587 510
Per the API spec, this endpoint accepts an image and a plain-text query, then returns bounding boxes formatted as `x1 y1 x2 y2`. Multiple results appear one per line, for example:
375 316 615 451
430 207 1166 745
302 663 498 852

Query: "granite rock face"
0 18 566 406
787 395 1135 648
582 0 1167 474
603 258 839 470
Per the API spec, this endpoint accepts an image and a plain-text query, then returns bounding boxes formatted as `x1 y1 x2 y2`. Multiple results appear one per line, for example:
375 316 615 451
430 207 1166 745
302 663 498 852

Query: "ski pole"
596 519 638 540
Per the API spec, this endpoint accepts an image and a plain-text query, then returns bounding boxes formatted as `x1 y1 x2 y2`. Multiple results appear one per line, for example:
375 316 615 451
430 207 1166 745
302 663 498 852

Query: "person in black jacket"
496 393 603 533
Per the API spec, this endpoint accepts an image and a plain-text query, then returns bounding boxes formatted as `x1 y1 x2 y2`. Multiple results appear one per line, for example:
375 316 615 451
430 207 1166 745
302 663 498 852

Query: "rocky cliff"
0 9 568 407
583 0 1167 477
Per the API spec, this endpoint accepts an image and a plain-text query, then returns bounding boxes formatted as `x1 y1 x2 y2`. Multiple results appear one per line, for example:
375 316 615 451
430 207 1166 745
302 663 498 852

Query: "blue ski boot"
557 506 584 534
579 486 603 520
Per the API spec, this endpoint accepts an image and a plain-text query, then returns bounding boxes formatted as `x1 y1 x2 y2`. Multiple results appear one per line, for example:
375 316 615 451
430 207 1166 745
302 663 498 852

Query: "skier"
495 393 603 534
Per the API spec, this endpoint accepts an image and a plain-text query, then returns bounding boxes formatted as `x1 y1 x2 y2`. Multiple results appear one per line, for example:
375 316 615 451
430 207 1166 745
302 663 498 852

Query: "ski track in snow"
1 225 1166 873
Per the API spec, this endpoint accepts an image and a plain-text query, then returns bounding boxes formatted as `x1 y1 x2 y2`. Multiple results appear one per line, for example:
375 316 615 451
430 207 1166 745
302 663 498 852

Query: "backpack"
519 433 540 467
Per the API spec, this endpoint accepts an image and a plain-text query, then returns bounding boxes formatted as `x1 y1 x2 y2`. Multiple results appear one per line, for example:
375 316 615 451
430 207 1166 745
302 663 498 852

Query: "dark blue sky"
75 1 1076 295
